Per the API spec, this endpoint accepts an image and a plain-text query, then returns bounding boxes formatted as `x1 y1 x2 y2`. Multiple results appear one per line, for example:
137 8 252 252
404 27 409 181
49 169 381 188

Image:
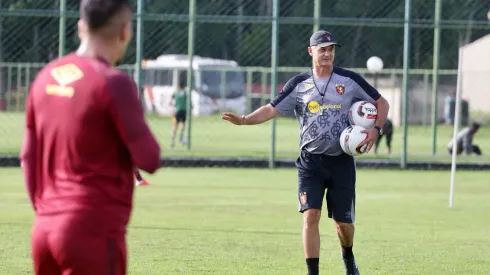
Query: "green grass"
1 168 489 274
1 112 489 163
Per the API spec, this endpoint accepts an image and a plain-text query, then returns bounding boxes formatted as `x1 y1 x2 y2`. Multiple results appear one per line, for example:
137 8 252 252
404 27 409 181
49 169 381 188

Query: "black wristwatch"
374 125 383 136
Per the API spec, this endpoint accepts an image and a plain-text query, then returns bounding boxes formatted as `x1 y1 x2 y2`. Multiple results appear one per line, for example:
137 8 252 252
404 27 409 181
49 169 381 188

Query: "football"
348 101 377 129
340 125 368 156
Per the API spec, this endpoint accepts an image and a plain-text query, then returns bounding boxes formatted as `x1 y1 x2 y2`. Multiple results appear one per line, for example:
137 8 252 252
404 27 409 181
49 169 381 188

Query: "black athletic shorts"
174 110 186 123
295 150 356 223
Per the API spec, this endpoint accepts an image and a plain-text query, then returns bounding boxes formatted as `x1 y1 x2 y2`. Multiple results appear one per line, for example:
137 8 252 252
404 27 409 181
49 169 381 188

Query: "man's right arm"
241 75 301 125
241 104 279 125
20 89 37 210
106 73 161 174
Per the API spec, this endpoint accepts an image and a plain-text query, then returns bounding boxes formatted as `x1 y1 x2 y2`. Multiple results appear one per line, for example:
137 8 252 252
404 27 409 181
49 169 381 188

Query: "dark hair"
472 121 481 130
179 74 187 88
80 0 131 30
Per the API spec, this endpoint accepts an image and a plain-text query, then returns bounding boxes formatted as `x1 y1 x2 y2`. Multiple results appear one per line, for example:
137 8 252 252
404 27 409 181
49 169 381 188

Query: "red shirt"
21 53 161 235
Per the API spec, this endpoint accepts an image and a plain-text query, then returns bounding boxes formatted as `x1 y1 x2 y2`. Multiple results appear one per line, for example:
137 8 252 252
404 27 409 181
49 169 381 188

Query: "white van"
139 54 247 116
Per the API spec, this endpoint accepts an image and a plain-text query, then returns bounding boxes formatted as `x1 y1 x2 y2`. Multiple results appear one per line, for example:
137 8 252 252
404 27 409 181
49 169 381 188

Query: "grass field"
0 112 489 163
1 167 489 274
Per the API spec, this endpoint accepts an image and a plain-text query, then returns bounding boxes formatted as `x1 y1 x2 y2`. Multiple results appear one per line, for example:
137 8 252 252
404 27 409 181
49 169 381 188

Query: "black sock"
342 245 354 259
306 258 319 275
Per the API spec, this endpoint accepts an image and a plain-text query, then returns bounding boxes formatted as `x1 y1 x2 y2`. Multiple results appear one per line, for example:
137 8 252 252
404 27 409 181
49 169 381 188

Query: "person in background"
374 118 393 154
169 77 188 148
222 30 390 275
447 121 482 156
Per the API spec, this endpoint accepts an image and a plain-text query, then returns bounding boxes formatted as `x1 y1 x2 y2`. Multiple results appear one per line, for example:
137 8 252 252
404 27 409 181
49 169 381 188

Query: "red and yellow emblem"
46 64 84 98
335 84 345 95
299 192 307 205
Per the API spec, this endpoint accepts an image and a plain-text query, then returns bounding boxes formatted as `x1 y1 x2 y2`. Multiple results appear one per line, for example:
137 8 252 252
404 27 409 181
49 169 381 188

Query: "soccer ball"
340 125 368 156
348 101 377 129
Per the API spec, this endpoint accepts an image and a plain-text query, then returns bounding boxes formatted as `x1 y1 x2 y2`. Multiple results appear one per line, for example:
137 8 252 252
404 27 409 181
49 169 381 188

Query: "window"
199 68 245 99
142 69 173 86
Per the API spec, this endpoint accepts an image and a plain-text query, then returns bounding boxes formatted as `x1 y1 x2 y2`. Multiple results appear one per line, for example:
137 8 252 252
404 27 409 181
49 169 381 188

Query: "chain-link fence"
1 0 489 165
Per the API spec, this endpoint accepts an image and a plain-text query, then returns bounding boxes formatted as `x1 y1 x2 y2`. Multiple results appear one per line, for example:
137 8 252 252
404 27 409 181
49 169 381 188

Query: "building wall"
461 35 490 113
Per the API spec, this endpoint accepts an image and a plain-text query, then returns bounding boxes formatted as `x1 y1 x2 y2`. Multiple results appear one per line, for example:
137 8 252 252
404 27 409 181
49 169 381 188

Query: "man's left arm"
106 73 161 174
20 89 37 211
373 96 390 131
352 73 390 150
352 74 390 130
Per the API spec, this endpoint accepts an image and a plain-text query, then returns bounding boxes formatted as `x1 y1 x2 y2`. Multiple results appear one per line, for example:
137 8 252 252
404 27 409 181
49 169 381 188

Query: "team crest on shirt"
335 84 345 95
46 64 84 98
50 64 84 86
299 192 307 205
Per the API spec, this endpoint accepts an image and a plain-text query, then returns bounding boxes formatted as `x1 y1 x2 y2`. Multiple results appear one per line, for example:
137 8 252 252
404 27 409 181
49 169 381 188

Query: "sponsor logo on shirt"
307 100 342 114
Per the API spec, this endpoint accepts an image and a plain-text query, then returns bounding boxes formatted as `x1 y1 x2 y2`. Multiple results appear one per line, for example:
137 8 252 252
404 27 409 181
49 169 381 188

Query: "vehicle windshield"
141 68 173 86
199 68 245 99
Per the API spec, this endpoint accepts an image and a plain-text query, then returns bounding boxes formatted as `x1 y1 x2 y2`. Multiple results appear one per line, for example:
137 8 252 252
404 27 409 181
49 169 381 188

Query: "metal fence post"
186 0 196 151
431 0 442 155
401 0 412 169
58 0 66 57
246 70 253 113
135 0 144 97
423 71 430 126
313 0 321 32
269 0 279 169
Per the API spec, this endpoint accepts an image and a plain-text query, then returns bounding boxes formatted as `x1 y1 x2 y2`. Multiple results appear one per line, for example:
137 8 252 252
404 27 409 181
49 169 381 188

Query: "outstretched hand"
358 128 379 153
221 112 245 125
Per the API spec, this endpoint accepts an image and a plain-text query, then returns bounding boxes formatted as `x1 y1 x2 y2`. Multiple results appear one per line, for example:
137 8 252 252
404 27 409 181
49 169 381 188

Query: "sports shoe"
136 179 151 186
342 256 360 275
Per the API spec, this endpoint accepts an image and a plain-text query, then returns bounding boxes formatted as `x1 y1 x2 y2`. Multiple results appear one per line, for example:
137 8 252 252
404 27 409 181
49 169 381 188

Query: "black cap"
309 30 341 48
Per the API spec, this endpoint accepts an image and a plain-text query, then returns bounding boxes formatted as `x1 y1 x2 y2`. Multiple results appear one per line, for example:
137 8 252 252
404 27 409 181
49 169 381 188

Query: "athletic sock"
306 258 319 275
341 245 353 259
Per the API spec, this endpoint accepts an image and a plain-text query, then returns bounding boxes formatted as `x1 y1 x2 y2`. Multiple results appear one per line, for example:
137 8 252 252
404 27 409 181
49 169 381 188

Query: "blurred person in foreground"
222 30 390 275
76 0 152 188
447 121 482 156
374 118 393 154
20 0 161 274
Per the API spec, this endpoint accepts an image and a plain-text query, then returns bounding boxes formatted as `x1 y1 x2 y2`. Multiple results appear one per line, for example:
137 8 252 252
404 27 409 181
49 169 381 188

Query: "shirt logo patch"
307 101 320 114
50 64 84 86
46 64 84 98
307 101 342 114
336 84 345 95
304 83 314 89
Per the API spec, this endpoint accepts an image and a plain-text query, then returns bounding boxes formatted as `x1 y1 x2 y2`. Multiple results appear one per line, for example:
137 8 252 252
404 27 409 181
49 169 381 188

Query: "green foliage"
0 0 489 68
